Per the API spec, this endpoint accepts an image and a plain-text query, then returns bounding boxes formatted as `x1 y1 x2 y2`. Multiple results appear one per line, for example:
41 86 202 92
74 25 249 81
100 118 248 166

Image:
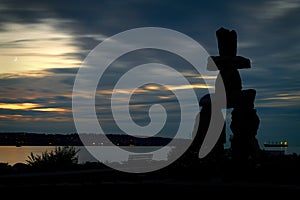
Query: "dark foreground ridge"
0 151 300 197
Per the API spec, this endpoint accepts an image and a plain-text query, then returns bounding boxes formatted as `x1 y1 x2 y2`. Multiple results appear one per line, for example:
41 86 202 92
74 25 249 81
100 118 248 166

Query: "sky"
0 0 300 147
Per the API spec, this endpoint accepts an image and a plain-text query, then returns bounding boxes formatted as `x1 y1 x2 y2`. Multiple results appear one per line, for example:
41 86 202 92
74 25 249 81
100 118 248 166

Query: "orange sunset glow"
0 103 69 113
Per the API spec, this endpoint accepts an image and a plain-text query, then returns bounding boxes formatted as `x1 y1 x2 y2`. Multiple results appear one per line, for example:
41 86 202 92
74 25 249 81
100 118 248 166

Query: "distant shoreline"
0 132 179 147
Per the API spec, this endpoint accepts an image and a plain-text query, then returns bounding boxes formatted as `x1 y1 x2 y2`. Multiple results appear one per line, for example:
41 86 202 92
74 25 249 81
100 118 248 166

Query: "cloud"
257 0 300 20
0 21 82 73
46 67 79 75
0 69 74 132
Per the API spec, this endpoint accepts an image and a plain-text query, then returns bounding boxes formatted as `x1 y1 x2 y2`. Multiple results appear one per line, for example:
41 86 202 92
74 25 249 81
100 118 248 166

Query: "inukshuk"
188 27 261 163
212 27 261 162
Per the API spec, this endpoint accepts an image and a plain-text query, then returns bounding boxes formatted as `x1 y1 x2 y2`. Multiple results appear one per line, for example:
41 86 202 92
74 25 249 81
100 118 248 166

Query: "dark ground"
1 151 300 197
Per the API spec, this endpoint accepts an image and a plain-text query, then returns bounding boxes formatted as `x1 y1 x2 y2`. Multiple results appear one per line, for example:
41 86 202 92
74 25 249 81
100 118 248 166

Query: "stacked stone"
184 27 260 164
208 27 260 162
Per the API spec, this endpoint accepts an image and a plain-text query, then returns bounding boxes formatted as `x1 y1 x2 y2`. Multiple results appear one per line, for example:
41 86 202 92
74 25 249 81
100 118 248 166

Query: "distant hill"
0 132 83 146
0 132 178 146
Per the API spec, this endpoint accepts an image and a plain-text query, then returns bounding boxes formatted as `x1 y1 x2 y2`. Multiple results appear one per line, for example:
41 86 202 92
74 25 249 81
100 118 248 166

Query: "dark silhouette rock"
216 27 237 56
185 105 226 161
207 56 251 71
186 27 261 166
230 89 261 162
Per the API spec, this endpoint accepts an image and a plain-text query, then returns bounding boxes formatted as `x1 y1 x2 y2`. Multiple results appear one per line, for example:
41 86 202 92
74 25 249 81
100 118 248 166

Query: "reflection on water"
0 146 57 165
1 145 300 165
0 146 172 165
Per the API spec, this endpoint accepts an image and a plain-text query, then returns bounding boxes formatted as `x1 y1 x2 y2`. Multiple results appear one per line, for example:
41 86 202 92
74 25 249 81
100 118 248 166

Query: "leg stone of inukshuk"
187 100 226 161
230 89 261 162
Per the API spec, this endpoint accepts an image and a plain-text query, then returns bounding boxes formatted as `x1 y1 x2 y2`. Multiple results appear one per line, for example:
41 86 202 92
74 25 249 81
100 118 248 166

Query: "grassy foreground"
0 147 300 196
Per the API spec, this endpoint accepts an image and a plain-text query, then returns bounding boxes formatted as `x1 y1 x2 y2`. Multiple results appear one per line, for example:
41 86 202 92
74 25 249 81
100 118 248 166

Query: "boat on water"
264 141 288 147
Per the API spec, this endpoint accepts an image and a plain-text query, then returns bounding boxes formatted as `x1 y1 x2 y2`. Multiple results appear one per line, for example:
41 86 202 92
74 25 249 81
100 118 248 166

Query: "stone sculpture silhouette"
185 27 261 164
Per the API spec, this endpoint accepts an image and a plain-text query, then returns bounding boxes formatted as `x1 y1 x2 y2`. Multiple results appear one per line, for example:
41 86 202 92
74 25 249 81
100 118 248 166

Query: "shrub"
0 162 13 174
26 146 79 170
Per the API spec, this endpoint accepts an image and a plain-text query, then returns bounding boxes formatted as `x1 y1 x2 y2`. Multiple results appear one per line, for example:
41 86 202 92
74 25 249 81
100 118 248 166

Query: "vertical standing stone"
230 89 261 162
216 27 237 56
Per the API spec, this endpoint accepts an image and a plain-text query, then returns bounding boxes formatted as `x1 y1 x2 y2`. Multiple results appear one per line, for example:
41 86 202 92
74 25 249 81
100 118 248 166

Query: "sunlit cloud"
257 92 300 108
145 85 161 90
97 83 213 97
0 114 23 119
0 103 41 110
181 72 217 80
32 108 71 112
0 19 81 74
167 84 213 90
262 96 300 101
159 95 174 99
0 102 70 113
